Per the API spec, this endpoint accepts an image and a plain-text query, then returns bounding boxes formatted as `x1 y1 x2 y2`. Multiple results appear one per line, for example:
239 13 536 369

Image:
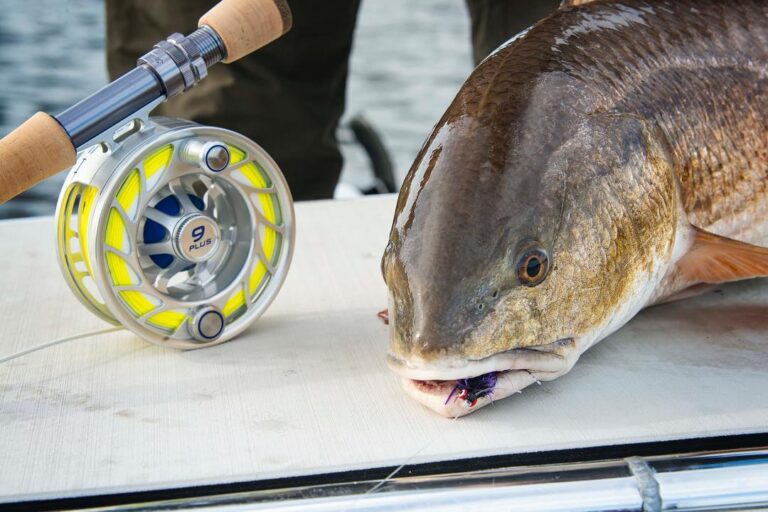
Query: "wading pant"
106 0 560 200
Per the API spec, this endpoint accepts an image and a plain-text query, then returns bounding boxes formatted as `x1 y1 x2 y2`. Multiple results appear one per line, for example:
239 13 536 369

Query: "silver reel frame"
55 117 295 349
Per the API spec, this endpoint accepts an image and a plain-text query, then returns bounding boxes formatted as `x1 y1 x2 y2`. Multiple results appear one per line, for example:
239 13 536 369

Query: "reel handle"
0 113 76 204
200 0 292 63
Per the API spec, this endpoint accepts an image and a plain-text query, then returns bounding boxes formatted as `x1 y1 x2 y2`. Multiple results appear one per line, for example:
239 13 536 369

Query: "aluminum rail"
81 448 768 512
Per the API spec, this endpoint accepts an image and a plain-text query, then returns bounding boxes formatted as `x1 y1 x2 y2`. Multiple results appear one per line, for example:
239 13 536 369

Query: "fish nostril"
473 289 500 314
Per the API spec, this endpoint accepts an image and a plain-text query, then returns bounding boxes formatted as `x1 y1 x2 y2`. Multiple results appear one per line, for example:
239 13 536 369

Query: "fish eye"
516 246 549 287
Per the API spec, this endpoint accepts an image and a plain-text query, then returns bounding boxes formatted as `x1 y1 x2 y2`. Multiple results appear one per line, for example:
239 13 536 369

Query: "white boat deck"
1 194 767 504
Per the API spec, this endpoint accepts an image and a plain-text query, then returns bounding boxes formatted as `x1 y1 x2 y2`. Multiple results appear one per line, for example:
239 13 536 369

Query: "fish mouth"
388 339 572 418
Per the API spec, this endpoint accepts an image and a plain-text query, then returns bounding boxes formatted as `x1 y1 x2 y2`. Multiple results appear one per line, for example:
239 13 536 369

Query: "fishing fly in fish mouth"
381 0 768 417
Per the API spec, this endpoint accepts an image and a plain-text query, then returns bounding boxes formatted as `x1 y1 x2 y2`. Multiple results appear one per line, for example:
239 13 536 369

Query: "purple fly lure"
445 372 498 408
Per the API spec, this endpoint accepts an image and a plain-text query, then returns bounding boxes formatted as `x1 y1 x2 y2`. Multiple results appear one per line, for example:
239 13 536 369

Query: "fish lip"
387 352 508 381
400 371 536 418
387 338 570 381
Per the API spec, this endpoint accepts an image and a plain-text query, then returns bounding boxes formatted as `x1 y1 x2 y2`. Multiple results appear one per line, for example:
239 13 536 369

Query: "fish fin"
678 225 768 284
560 0 600 7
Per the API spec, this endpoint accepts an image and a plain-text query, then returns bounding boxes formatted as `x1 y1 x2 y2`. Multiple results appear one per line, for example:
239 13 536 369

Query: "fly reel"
55 118 294 349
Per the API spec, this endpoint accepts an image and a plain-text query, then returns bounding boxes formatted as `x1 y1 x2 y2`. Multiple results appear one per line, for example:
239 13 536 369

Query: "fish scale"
546 1 768 239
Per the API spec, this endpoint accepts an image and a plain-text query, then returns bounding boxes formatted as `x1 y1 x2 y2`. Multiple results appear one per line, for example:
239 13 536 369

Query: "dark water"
0 0 473 218
0 0 106 218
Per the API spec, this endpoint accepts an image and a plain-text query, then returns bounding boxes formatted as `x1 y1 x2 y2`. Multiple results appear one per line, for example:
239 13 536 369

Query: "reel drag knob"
55 119 294 349
181 139 230 173
173 214 221 263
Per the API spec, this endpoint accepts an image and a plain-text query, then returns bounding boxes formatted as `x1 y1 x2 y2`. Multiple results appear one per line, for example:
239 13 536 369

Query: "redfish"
382 0 768 416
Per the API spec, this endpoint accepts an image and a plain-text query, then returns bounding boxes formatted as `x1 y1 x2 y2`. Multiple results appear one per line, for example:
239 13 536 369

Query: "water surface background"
0 0 473 218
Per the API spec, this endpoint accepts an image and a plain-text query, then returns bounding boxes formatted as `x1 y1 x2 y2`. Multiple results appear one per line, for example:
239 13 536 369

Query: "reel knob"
172 214 221 263
189 306 225 342
181 139 230 172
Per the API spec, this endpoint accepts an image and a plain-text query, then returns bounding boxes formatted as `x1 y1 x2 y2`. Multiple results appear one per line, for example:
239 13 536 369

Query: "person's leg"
465 0 561 65
106 0 362 200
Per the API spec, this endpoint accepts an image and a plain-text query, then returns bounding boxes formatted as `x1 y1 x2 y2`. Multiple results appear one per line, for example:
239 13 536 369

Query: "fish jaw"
388 339 578 417
386 344 570 381
400 371 541 418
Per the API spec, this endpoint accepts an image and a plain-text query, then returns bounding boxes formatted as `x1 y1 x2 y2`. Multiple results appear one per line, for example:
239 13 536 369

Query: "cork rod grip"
199 0 292 63
0 112 76 204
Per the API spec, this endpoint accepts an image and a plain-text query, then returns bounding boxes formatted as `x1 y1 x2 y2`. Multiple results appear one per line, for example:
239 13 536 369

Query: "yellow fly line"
58 183 114 321
102 163 187 333
116 169 140 219
217 144 284 320
78 185 99 277
228 144 247 165
223 288 247 318
231 148 282 302
144 144 174 180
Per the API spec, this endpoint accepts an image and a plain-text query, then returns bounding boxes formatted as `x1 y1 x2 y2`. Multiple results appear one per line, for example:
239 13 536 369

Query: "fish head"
382 62 680 416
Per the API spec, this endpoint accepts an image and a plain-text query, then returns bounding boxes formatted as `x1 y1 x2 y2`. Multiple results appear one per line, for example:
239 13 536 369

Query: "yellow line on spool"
228 144 247 165
116 169 140 219
147 310 187 330
78 185 99 277
104 167 189 333
144 144 173 179
237 155 281 299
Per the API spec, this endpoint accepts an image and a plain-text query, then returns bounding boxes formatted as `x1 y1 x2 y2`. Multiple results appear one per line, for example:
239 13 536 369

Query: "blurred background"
0 0 473 218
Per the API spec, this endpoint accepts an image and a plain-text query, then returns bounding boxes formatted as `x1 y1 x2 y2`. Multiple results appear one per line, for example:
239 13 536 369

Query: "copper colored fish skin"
382 0 768 414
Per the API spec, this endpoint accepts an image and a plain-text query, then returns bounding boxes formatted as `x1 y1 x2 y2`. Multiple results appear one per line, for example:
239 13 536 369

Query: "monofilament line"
364 440 433 495
0 326 124 364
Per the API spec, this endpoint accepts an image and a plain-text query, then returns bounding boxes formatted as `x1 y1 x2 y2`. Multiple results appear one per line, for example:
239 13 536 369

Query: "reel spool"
55 118 294 349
